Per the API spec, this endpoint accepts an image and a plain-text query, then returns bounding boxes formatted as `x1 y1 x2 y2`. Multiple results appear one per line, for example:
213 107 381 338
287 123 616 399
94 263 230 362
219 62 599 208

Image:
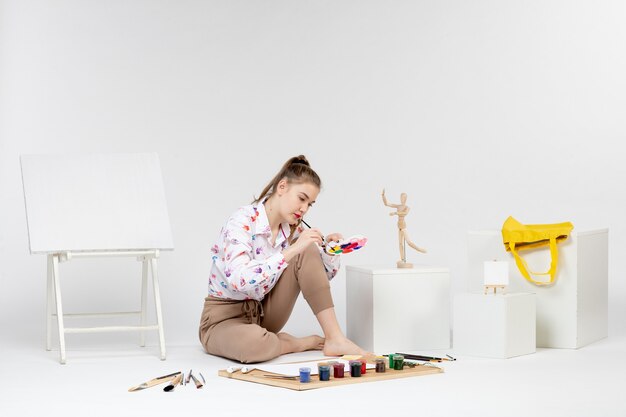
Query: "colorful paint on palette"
325 235 368 255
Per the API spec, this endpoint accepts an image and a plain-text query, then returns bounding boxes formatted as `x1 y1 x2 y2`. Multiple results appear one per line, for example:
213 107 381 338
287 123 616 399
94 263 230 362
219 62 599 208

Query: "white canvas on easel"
483 260 509 294
22 153 174 253
483 261 509 286
21 153 174 364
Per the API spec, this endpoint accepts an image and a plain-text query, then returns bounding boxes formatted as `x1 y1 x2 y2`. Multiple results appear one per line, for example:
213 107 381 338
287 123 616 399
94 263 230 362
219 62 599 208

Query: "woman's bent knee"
203 322 282 363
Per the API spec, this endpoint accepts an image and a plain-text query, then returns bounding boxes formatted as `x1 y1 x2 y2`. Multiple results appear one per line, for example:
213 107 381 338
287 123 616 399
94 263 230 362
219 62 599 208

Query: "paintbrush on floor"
163 373 183 392
128 371 181 392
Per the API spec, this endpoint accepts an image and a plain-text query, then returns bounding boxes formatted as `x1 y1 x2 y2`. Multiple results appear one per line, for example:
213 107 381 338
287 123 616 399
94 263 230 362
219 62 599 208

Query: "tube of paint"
227 366 242 374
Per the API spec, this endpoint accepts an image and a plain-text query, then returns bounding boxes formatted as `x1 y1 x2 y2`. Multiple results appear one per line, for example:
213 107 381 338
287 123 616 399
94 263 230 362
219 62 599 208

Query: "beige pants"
198 243 334 363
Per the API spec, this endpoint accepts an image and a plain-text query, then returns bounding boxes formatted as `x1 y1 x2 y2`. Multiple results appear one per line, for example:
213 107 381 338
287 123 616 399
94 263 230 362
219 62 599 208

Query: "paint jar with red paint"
333 363 345 378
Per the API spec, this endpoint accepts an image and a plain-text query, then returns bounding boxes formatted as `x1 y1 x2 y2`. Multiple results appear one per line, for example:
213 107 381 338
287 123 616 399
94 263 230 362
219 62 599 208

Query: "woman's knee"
235 329 281 363
296 242 323 268
204 322 281 363
303 242 320 256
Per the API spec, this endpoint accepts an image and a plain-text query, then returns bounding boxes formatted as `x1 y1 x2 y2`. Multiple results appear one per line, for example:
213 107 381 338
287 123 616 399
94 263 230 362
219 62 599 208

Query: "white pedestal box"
453 293 536 358
467 229 608 349
346 265 450 353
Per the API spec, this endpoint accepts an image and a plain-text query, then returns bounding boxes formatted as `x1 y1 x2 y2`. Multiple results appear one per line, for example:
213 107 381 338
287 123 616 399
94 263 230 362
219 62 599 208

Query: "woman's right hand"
282 228 323 261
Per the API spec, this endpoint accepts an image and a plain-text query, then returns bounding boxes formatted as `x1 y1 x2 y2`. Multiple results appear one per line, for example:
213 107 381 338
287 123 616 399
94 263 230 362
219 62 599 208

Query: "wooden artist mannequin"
382 189 426 268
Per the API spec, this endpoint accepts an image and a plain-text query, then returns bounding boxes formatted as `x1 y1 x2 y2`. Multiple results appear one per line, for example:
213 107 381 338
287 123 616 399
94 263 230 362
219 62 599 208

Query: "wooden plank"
218 363 443 391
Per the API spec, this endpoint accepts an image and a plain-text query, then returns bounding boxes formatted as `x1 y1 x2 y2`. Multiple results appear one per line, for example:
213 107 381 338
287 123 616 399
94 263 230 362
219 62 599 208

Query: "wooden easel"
484 284 507 295
483 260 509 295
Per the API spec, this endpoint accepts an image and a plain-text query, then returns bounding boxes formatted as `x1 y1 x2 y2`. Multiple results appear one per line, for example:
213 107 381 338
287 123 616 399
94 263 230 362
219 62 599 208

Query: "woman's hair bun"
290 155 309 166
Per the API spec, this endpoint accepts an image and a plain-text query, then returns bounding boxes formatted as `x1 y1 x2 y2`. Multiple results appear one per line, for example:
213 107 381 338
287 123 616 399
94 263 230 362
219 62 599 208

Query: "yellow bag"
501 216 574 286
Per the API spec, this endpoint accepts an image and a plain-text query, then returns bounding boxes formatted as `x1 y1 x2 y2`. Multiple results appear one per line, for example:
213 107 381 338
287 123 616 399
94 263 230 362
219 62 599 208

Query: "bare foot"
277 332 325 355
323 336 368 357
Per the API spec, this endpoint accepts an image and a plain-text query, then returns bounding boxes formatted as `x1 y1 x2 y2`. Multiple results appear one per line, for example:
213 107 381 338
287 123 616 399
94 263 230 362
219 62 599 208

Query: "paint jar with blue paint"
299 367 311 383
318 365 331 381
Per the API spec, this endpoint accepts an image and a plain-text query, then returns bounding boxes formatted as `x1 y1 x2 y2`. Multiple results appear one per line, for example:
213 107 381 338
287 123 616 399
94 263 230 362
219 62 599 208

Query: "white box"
467 229 608 348
453 293 536 358
346 265 450 353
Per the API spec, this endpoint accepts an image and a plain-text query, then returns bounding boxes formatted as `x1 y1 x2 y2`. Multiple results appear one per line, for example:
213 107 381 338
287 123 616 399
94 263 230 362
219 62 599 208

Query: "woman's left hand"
325 233 344 243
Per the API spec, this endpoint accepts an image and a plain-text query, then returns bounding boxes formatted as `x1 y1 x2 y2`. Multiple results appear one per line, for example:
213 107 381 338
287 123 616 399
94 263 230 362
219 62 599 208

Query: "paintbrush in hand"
300 219 327 247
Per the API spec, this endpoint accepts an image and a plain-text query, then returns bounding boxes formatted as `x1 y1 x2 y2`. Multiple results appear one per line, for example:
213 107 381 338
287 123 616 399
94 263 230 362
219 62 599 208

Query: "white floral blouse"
208 202 340 301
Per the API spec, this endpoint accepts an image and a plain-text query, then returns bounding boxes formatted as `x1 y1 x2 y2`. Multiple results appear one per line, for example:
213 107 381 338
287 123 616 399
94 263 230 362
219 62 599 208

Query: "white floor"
2 336 626 417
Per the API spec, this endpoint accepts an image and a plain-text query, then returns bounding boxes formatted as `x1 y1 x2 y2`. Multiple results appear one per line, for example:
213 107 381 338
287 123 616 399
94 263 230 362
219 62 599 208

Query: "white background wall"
1 0 624 349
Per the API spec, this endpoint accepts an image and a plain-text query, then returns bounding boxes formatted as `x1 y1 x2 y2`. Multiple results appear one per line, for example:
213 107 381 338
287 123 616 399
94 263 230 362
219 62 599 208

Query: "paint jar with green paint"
393 355 404 370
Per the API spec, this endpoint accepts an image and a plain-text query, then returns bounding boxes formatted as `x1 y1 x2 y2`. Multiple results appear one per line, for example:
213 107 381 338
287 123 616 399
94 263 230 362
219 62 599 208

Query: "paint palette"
325 235 367 255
